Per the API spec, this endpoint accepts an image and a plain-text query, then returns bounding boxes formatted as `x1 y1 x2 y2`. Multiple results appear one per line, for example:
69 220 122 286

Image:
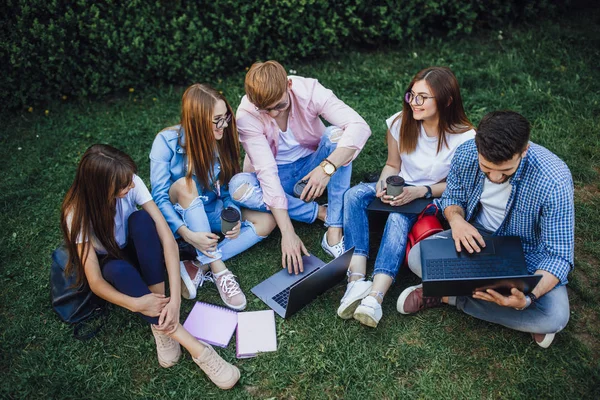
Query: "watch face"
324 163 335 175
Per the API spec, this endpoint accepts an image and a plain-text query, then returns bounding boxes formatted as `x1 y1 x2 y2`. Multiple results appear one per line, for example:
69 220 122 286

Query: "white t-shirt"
67 174 153 254
386 112 476 186
476 177 512 232
275 127 314 165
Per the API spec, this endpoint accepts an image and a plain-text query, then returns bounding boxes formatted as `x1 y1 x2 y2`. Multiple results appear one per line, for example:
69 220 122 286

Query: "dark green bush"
1 0 561 110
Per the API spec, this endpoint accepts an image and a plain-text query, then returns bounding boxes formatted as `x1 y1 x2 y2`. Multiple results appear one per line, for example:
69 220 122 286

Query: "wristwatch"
424 185 432 199
516 293 537 311
320 158 337 176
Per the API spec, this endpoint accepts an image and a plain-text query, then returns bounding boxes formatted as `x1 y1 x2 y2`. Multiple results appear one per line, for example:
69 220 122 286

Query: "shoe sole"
158 350 181 368
353 308 379 328
337 298 363 320
180 262 197 300
337 283 373 319
222 299 247 311
214 366 241 390
533 333 556 348
397 284 422 315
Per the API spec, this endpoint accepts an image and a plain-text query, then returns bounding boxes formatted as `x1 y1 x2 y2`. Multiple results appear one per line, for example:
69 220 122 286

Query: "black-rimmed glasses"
213 113 232 129
405 92 435 106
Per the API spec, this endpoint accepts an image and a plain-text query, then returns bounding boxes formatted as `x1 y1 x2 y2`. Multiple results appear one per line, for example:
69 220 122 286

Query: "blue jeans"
173 195 266 266
229 126 351 227
407 229 570 334
101 210 164 325
343 182 418 281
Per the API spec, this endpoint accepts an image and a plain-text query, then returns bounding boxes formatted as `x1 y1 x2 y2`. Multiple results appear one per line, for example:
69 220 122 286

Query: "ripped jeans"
174 196 266 266
343 182 417 281
229 126 351 227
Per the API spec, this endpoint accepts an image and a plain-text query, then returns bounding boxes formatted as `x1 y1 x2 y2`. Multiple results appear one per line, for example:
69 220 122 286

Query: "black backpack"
50 245 108 340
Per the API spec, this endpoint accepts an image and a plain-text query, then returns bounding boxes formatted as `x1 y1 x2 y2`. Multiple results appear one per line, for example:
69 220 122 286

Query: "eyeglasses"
405 92 435 106
255 93 289 114
212 113 231 129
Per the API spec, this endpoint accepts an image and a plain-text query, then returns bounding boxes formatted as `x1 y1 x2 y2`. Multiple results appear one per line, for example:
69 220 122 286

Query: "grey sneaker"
193 341 241 390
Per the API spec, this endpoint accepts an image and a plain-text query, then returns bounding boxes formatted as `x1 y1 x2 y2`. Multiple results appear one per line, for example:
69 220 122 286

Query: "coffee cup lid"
221 207 240 222
293 180 307 196
386 175 405 185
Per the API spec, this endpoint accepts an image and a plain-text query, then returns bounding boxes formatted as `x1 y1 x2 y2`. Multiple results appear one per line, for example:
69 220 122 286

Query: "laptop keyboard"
425 258 523 280
272 287 291 308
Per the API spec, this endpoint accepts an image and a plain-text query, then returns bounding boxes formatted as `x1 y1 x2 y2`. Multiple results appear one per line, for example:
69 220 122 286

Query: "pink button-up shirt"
236 76 371 210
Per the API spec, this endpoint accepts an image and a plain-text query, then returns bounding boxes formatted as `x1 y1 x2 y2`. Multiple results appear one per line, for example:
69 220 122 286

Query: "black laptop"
420 236 541 297
367 197 433 214
251 248 354 318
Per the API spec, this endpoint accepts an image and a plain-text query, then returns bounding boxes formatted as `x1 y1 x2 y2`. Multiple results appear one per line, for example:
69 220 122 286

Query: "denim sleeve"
437 149 469 219
535 178 575 285
149 136 184 234
221 186 241 215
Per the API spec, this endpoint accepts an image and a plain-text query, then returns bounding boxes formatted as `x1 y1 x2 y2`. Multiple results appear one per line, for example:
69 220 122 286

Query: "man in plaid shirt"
397 111 574 348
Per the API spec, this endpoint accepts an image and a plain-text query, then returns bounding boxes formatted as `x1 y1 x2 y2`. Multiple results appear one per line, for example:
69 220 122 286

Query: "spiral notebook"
183 302 238 348
236 310 277 358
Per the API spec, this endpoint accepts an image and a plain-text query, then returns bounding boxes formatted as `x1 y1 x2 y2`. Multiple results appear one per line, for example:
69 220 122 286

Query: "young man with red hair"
230 60 371 274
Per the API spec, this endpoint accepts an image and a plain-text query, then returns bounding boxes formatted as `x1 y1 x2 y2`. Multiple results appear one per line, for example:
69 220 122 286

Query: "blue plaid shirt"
436 140 574 285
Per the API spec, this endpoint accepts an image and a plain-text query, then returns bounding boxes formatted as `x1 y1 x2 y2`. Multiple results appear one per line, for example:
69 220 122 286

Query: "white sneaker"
337 279 372 319
353 295 383 328
321 232 345 258
180 260 214 300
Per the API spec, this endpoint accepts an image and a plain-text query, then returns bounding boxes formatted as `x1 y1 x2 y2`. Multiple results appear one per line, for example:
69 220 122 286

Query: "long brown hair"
397 66 473 154
180 84 241 190
60 144 137 286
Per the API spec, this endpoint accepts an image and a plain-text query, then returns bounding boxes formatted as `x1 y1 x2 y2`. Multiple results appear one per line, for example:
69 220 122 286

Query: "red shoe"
180 260 213 300
397 284 443 315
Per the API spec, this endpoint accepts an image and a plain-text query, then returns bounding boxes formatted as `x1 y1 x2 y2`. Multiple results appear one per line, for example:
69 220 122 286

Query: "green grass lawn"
1 10 599 400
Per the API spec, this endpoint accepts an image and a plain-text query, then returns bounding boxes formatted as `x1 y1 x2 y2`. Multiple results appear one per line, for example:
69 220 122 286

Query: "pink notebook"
183 302 238 348
236 310 277 358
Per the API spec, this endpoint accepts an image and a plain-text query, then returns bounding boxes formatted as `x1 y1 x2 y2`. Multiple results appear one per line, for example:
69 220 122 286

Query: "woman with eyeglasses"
338 67 475 328
150 84 276 310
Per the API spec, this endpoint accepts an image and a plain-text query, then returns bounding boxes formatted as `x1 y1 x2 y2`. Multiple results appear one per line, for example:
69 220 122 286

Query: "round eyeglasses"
405 92 435 106
213 113 231 129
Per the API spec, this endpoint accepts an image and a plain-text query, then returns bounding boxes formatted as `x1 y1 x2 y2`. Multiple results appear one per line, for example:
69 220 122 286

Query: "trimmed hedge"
1 0 560 110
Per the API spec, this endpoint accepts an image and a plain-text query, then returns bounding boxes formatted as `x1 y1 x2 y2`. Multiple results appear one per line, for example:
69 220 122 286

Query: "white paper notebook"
236 310 277 358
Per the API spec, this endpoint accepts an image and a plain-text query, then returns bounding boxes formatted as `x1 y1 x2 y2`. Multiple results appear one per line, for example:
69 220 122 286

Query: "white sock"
213 269 230 278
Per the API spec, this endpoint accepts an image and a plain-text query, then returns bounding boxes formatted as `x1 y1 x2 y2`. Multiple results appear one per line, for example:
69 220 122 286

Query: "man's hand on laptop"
281 231 310 275
449 217 486 253
473 287 527 309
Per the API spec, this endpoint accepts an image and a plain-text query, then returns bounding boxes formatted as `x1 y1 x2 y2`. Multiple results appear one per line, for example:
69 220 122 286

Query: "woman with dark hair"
338 67 476 327
150 84 275 309
61 144 240 389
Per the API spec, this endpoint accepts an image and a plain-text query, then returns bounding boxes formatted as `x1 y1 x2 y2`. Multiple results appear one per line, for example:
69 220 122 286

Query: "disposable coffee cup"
221 207 241 235
293 180 308 201
385 175 405 197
